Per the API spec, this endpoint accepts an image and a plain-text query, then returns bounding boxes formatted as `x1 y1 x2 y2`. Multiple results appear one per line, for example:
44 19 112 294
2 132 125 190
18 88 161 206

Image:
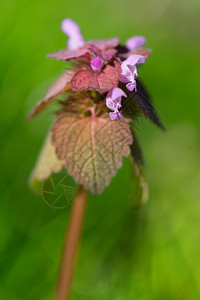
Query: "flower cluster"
29 18 151 121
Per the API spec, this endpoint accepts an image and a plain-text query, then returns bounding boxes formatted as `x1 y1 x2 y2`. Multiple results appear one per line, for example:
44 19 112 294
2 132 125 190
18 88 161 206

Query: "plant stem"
55 186 88 300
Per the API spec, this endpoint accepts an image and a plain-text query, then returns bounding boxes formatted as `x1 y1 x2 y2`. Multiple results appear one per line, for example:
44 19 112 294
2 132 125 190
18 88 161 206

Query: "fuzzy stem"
55 186 88 300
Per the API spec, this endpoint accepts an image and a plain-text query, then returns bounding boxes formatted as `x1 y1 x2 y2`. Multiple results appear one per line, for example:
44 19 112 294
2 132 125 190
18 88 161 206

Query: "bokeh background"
1 0 200 299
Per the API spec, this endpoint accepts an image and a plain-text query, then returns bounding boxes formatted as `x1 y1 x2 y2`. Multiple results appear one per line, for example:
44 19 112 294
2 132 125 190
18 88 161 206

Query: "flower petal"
91 57 104 71
107 87 127 101
67 35 85 50
126 81 137 92
106 97 115 111
61 18 85 50
109 112 118 120
126 36 146 50
124 54 146 66
61 18 82 36
109 111 122 120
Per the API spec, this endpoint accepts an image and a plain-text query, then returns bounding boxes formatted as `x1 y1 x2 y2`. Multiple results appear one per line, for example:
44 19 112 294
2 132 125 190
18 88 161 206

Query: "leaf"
51 113 133 194
120 48 152 60
98 60 121 93
88 38 120 50
71 60 121 93
47 46 90 61
29 132 64 194
71 69 99 91
123 79 165 129
88 47 117 61
129 129 148 207
28 71 75 120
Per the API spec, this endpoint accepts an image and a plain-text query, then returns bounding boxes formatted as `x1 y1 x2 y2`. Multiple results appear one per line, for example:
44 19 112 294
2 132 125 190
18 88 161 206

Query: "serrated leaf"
29 132 64 193
48 46 90 61
28 71 75 120
51 113 133 194
98 60 121 92
71 60 121 93
71 69 99 91
129 129 148 207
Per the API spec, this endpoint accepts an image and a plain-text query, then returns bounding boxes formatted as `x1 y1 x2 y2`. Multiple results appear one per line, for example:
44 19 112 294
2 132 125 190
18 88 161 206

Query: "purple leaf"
97 60 121 93
71 69 99 91
47 46 91 61
71 60 121 93
88 38 120 50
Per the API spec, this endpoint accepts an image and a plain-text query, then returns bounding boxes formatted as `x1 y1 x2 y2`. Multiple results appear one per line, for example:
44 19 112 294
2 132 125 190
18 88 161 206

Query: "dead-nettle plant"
28 19 164 300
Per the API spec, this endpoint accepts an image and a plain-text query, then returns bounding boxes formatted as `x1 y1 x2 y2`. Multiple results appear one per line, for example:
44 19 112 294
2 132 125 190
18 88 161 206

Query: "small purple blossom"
126 36 146 50
120 55 145 92
106 87 127 120
91 57 104 71
61 18 85 50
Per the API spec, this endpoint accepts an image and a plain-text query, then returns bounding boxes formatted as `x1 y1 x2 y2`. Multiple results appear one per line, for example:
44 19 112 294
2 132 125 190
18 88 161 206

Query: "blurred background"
0 0 200 299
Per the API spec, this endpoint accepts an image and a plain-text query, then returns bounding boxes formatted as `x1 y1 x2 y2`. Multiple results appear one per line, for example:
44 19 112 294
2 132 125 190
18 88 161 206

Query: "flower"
30 19 151 121
125 36 146 50
90 57 104 72
120 55 146 92
106 87 127 120
61 18 85 50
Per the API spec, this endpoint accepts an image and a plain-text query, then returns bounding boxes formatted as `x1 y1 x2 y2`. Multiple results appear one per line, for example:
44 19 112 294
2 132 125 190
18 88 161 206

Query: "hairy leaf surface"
88 38 120 50
51 113 133 194
71 60 121 93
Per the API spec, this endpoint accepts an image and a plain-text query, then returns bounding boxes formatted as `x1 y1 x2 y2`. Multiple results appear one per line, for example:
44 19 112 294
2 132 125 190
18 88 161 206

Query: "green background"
1 0 200 299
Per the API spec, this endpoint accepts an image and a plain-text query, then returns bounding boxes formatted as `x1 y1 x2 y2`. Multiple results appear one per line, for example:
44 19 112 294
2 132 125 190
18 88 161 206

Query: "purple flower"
120 55 145 92
61 18 85 50
90 57 104 71
106 87 127 120
126 36 146 50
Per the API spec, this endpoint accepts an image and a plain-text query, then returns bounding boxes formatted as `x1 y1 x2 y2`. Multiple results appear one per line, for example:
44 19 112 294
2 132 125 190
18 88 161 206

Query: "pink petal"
61 18 82 36
126 81 137 92
67 35 85 50
107 87 127 101
91 57 104 71
124 54 146 66
61 18 85 50
126 36 146 50
106 97 115 111
109 111 122 120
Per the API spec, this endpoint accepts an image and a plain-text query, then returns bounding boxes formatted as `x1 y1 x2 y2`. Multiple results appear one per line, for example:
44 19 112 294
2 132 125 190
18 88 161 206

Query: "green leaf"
29 132 64 194
52 113 133 194
129 129 148 207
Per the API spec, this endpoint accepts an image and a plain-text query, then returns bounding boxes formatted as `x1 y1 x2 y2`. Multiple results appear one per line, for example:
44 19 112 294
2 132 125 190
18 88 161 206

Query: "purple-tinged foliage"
29 18 163 196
